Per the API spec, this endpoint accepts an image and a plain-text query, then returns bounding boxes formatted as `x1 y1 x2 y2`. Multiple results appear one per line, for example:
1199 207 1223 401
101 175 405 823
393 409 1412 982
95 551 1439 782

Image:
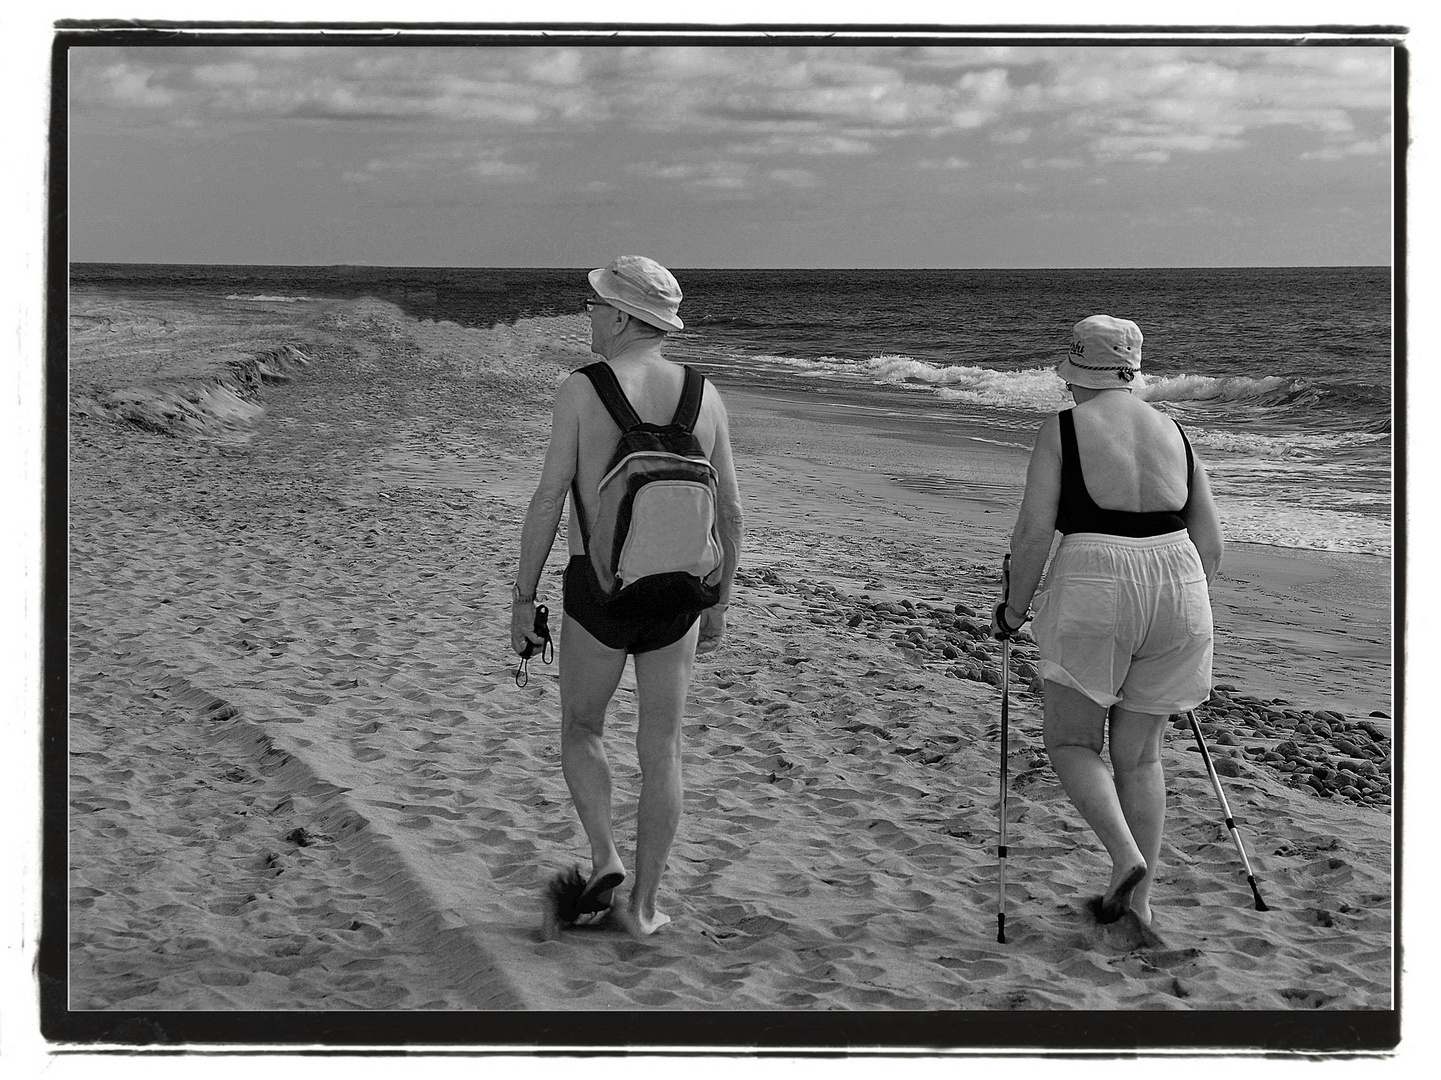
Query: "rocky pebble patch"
1175 685 1392 809
734 565 1043 694
732 569 1391 811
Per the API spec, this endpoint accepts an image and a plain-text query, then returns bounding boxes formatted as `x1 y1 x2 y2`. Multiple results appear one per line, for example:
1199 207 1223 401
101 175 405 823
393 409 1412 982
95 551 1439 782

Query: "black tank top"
1056 408 1194 537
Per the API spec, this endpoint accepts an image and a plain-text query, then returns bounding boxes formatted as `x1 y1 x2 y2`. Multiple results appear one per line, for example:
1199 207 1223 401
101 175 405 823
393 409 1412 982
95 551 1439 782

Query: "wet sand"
61 289 1394 1029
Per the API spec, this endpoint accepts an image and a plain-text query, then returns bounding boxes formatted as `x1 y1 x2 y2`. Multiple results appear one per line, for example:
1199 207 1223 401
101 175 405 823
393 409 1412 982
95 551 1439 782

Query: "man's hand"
512 599 545 655
696 606 727 655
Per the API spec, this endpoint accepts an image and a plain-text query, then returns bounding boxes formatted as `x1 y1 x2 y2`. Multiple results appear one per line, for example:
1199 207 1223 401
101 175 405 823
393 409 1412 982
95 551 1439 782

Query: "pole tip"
997 914 1006 944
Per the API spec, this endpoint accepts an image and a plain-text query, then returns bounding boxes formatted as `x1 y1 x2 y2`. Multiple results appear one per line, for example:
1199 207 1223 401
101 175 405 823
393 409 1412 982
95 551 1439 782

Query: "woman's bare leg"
1042 681 1148 920
1107 705 1169 925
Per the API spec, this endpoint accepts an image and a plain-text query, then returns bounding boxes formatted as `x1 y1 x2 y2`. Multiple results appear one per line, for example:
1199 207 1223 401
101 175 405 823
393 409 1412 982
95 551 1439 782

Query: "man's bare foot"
1098 862 1147 923
618 903 672 938
580 862 626 915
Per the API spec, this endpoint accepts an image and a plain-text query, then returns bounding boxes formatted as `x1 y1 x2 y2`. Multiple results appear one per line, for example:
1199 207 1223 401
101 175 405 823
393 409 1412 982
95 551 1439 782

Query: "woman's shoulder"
1032 410 1064 454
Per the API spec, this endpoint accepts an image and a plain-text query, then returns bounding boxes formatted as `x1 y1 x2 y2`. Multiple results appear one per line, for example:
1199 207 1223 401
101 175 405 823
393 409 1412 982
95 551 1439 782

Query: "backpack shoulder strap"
571 477 590 548
579 362 642 431
670 366 706 431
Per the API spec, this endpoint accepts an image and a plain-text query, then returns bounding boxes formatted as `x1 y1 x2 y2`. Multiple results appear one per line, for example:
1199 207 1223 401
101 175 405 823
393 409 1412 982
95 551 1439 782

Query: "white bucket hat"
588 255 684 332
1057 315 1142 389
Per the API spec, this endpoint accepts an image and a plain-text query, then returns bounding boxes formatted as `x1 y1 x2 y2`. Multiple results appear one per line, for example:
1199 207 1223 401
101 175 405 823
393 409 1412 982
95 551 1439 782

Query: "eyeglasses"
583 297 613 312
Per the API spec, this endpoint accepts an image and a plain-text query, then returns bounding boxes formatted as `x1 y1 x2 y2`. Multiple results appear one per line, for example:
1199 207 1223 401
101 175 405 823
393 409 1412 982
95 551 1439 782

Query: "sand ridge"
64 291 1393 1019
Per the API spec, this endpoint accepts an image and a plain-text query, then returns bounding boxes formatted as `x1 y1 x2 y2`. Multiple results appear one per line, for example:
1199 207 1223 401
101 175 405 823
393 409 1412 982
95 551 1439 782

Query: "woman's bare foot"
1098 862 1147 923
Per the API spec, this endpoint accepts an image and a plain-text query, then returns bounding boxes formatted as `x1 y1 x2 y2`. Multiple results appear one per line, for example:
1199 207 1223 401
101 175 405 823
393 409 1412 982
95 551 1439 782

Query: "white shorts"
1032 530 1213 715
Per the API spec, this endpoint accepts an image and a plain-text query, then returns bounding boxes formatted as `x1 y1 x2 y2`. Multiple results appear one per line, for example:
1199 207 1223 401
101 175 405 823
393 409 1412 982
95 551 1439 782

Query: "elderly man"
511 256 743 937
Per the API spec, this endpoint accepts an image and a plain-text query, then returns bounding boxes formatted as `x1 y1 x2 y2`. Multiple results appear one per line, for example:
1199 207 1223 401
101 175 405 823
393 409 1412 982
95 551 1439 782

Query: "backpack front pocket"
616 480 723 585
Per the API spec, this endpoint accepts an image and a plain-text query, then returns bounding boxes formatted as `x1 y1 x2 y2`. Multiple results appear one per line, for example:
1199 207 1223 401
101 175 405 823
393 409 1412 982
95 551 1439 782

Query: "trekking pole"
1186 709 1269 911
997 554 1012 943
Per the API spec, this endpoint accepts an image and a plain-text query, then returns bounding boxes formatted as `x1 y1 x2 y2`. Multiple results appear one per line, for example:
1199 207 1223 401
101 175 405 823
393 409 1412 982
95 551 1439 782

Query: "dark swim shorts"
562 555 701 655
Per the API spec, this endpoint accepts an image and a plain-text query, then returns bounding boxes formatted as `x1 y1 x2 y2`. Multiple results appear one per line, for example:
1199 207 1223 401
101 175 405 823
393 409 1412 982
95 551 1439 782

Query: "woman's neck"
1071 385 1134 405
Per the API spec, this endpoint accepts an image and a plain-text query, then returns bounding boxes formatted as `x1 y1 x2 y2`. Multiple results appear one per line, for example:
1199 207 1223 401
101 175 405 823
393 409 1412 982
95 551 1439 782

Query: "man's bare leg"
558 616 629 904
1107 706 1168 926
621 621 699 936
1042 681 1149 922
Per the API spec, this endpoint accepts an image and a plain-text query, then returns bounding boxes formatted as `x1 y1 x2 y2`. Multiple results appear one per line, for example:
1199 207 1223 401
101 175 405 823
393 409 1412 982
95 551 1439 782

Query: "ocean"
70 263 1394 557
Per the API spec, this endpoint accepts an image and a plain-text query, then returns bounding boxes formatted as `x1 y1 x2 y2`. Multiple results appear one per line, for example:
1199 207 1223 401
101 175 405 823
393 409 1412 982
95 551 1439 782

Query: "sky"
66 36 1397 269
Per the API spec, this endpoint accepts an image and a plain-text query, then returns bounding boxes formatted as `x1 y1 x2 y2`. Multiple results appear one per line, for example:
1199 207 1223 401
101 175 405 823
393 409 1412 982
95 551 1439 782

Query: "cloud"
1018 156 1084 169
990 127 1033 145
340 144 535 186
526 48 587 87
68 43 1393 171
1300 138 1391 161
85 61 179 108
769 168 818 188
1090 129 1247 162
191 62 259 87
630 159 756 190
629 157 822 193
949 110 992 130
467 159 536 181
729 133 876 156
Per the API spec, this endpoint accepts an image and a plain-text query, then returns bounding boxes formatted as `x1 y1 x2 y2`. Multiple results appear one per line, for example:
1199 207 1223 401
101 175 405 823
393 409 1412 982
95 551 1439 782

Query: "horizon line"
69 260 1394 272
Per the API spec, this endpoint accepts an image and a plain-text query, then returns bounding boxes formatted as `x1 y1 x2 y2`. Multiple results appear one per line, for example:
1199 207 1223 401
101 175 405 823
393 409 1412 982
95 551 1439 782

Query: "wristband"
512 583 536 604
995 602 1028 635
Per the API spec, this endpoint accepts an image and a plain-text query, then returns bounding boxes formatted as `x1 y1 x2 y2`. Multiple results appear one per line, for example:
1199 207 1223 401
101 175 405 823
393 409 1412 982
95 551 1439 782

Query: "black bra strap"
1058 408 1082 485
1176 421 1195 503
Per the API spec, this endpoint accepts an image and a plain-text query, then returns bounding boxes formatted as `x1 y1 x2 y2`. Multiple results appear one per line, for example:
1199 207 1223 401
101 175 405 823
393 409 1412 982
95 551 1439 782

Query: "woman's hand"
991 601 1027 640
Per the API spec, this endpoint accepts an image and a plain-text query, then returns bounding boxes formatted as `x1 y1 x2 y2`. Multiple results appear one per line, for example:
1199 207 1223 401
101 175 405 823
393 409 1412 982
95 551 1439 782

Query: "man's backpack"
571 362 724 619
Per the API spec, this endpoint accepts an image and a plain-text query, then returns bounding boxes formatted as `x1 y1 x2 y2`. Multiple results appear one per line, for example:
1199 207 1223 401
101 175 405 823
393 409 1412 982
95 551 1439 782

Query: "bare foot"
580 862 626 915
1098 863 1147 923
618 903 672 938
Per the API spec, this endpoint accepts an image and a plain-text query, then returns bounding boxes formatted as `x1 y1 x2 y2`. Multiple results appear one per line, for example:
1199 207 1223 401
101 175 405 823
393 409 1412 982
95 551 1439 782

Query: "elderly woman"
992 315 1224 927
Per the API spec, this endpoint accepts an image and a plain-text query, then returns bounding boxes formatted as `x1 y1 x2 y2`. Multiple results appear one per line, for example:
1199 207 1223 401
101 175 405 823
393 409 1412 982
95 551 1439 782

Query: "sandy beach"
59 288 1394 1033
